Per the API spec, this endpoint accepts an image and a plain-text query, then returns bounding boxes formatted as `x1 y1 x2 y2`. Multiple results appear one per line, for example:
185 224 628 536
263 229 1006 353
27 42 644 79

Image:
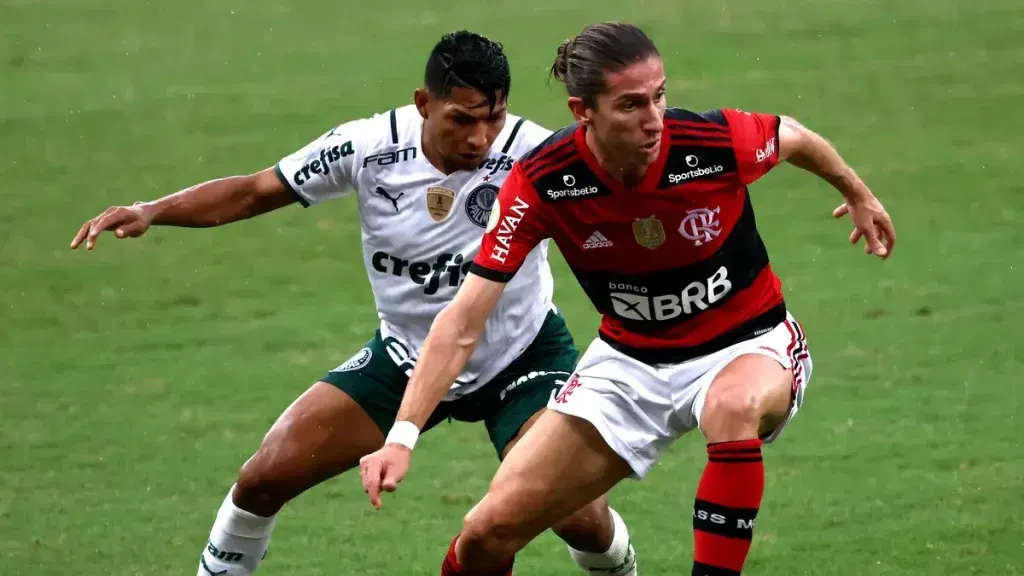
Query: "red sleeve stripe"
519 137 574 172
666 128 731 143
665 119 729 133
523 148 580 181
667 137 734 148
528 154 582 183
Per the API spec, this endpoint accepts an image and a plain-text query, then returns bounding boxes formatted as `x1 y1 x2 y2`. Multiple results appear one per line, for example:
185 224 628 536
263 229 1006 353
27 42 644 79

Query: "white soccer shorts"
548 314 812 478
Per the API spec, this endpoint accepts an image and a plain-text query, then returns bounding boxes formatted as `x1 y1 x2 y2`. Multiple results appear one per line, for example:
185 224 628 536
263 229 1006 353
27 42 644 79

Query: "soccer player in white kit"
359 22 896 576
70 31 637 576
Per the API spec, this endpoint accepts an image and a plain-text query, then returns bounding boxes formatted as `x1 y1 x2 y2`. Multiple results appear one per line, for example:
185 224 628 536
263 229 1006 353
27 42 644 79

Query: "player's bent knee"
233 452 292 515
551 496 613 552
233 429 310 515
703 386 763 429
459 501 531 564
702 370 793 442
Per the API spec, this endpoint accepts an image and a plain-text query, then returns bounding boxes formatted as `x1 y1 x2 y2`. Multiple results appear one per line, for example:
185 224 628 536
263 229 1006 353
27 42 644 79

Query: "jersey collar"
574 124 669 195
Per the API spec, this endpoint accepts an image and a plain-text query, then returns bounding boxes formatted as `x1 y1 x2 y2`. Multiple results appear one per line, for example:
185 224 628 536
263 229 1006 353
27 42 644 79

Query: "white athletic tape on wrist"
386 420 420 450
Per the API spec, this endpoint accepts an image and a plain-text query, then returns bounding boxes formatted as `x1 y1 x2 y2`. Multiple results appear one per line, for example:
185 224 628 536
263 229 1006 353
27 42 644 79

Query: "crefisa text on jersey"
291 140 354 186
478 153 514 176
371 251 473 295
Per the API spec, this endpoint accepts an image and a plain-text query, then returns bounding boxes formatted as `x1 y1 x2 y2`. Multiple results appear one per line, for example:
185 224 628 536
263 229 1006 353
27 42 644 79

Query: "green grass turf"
2 0 1022 573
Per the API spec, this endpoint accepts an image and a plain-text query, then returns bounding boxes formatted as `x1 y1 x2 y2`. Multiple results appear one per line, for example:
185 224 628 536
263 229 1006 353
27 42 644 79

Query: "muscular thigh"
472 410 633 541
243 381 385 487
713 355 791 416
236 333 427 510
696 353 795 443
683 315 812 442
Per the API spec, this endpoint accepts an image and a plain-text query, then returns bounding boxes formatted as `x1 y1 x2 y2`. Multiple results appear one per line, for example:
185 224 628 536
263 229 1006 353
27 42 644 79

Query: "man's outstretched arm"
72 117 369 250
359 273 508 509
70 167 296 250
777 115 896 259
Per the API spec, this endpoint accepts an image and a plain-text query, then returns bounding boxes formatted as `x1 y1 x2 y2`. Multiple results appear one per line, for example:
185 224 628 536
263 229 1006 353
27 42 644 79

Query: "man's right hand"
359 443 413 510
70 202 153 250
831 197 895 260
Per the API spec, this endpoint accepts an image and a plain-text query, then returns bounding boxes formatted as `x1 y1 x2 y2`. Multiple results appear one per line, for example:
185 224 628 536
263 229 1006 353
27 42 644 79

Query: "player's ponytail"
547 22 660 108
550 36 574 84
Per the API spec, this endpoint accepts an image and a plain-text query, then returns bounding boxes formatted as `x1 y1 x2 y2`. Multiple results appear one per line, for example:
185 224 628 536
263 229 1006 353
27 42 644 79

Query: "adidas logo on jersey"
583 231 613 250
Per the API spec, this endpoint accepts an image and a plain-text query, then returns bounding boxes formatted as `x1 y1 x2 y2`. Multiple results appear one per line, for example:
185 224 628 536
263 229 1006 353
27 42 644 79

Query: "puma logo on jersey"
374 186 403 212
371 251 472 295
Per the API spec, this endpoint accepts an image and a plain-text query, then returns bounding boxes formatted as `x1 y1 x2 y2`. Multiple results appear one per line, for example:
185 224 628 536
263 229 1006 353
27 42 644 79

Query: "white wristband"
386 420 420 450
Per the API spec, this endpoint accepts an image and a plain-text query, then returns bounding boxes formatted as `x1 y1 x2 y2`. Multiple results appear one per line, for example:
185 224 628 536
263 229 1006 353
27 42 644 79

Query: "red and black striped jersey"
471 107 786 363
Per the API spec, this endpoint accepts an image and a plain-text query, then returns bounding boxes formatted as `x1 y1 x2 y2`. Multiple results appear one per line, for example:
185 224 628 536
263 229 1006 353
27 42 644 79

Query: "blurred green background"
2 0 1021 573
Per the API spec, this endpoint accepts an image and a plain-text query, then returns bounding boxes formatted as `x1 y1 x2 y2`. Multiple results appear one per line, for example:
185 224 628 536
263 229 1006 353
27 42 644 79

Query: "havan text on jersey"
487 196 531 265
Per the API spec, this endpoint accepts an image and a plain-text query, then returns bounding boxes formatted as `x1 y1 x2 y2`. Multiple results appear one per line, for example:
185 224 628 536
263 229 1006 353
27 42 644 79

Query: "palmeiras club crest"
677 207 722 246
632 215 666 249
426 187 456 222
465 184 499 228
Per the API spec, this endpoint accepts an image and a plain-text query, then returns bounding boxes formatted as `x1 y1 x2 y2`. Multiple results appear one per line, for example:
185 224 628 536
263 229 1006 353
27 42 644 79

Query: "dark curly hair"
425 31 511 112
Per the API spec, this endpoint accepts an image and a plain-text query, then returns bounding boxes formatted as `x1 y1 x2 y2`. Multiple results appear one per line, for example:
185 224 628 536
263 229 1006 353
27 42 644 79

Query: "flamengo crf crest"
426 187 456 222
632 215 666 249
678 207 722 246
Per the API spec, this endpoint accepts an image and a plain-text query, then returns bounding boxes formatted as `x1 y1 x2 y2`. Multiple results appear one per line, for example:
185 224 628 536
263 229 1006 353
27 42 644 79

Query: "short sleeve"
506 119 554 155
721 109 781 186
470 165 549 283
274 119 369 207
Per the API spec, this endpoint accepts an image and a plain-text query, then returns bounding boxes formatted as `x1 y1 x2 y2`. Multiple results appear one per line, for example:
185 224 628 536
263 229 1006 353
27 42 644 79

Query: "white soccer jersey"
275 105 555 399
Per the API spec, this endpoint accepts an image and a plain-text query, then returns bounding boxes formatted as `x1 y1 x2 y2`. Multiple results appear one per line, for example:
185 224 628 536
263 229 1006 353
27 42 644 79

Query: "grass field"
2 0 1023 574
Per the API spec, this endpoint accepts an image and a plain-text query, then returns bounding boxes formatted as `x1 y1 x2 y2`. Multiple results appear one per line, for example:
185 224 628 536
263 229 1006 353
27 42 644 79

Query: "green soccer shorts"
321 310 578 457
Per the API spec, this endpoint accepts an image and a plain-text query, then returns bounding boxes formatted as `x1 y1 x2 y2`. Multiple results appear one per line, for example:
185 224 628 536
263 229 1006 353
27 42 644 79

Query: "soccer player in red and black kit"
360 21 896 575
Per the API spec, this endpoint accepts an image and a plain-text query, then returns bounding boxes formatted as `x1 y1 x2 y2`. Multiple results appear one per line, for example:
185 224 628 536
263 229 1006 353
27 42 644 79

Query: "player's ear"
567 96 589 125
414 88 430 119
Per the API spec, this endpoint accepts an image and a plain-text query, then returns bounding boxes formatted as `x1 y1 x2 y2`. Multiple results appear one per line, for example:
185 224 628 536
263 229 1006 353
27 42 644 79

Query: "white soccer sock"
197 486 277 576
568 507 638 576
